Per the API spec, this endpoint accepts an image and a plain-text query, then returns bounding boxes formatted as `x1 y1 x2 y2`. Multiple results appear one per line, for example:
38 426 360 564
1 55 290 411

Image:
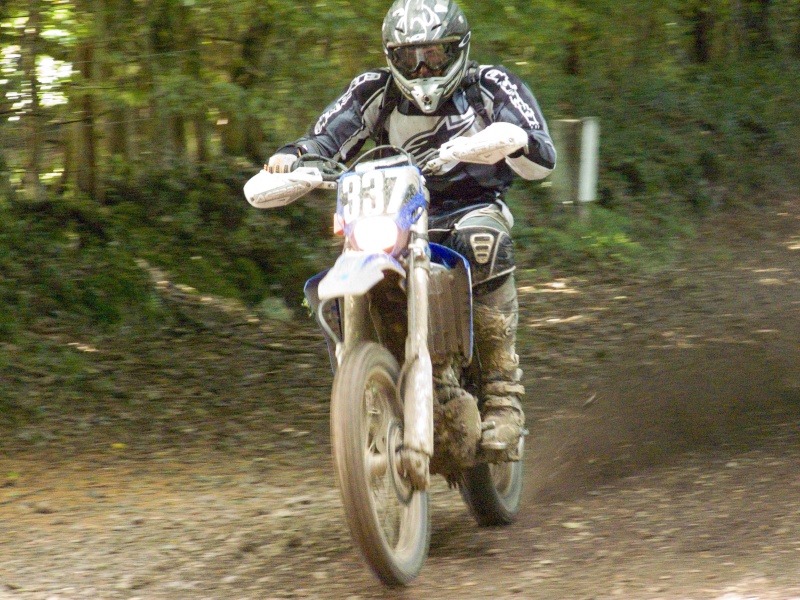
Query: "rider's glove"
267 153 299 173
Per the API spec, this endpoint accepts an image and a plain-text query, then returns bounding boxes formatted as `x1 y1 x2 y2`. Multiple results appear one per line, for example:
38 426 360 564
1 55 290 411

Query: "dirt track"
1 200 799 599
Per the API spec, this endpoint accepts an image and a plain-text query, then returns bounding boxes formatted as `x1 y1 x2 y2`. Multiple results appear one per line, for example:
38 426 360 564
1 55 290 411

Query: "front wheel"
330 342 430 586
460 436 524 526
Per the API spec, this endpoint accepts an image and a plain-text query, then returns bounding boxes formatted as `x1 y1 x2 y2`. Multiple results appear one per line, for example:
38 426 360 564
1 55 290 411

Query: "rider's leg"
473 274 525 460
445 204 525 461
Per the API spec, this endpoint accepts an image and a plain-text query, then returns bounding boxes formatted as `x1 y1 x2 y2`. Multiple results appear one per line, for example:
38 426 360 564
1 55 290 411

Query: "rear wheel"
330 342 430 586
460 437 524 526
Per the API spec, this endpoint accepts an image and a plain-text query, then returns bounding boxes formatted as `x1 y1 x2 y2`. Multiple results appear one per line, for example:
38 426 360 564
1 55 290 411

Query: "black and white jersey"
278 66 556 211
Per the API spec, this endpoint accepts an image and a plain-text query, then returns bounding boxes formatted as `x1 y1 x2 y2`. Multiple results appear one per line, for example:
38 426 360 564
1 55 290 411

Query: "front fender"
318 251 406 301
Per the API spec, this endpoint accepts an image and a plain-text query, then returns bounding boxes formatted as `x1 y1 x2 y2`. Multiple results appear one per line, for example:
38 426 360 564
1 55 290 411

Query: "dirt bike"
244 122 529 586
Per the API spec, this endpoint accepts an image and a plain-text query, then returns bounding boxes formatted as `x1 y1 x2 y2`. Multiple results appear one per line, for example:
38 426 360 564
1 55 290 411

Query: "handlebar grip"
265 164 295 174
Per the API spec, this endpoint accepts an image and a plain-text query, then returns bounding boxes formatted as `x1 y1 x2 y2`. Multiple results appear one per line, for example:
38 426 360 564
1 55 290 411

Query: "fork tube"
342 294 370 357
403 211 434 483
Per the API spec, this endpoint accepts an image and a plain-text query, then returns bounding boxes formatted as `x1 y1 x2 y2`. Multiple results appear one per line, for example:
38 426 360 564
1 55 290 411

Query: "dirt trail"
1 201 799 599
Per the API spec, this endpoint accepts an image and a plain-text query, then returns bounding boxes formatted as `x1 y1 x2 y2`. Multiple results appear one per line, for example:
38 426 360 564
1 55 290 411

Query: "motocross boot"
473 274 525 462
431 360 482 480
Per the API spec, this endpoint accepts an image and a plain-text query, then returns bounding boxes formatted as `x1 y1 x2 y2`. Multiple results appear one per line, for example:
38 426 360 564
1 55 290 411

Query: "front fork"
401 212 433 490
338 214 434 491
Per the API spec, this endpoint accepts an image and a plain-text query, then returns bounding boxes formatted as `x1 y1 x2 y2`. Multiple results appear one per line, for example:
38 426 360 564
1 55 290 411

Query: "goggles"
389 40 460 78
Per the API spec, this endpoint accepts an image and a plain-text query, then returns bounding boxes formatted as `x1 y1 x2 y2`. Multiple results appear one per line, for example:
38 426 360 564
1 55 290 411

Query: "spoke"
363 372 408 550
372 473 401 545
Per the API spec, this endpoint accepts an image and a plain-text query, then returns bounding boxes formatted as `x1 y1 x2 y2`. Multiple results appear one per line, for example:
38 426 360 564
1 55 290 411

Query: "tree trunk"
21 0 43 200
744 0 773 50
224 19 271 160
170 114 187 161
59 120 72 193
220 112 244 156
794 2 800 58
193 114 209 163
691 6 714 63
74 42 99 200
97 0 132 163
0 148 11 201
564 21 583 76
244 115 265 164
107 109 129 159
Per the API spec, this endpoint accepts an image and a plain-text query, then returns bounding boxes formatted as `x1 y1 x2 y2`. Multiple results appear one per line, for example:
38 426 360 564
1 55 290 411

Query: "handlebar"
266 148 419 187
250 125 527 210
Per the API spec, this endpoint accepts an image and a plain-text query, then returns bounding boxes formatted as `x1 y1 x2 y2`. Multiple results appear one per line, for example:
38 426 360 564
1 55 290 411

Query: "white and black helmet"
382 0 471 114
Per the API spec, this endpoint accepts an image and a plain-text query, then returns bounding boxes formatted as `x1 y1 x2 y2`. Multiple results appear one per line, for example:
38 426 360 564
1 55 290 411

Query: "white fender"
317 251 406 301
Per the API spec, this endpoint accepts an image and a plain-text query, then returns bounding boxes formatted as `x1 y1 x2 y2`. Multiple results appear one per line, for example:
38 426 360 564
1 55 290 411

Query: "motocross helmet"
382 0 471 114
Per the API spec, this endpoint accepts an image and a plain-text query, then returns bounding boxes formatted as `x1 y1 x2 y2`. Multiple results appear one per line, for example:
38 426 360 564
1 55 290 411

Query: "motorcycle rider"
268 0 556 461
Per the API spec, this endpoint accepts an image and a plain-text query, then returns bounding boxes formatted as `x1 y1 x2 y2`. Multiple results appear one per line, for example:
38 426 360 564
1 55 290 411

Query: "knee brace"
449 205 516 287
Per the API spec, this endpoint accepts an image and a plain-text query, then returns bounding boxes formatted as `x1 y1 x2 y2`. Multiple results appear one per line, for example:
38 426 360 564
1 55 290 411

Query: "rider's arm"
479 66 556 180
275 70 390 162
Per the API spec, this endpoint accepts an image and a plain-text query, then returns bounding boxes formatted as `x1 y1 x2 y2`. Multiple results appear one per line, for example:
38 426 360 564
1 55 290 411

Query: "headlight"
352 217 399 253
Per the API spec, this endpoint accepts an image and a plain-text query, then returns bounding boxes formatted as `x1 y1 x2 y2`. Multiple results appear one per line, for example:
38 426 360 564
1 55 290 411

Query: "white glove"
245 166 324 209
425 122 528 175
267 153 299 173
438 122 528 164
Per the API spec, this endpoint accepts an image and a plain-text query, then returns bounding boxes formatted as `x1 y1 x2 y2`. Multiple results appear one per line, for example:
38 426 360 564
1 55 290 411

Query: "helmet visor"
389 41 460 78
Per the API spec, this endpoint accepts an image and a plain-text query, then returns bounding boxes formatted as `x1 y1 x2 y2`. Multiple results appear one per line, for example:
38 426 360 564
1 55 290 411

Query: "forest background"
0 0 799 369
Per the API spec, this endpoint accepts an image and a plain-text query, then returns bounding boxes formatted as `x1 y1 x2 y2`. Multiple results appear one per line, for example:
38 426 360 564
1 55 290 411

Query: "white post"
579 117 600 204
551 118 600 222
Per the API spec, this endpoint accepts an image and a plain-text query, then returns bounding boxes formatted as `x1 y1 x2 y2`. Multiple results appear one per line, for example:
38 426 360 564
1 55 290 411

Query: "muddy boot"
431 361 482 480
479 386 524 458
474 275 525 462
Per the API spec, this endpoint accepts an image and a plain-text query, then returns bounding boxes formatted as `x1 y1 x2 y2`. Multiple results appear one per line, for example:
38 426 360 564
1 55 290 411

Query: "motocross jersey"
277 66 556 213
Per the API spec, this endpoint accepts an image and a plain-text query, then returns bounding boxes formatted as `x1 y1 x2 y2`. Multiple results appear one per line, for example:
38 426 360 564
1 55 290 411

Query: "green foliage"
0 155 336 341
1 0 800 339
102 158 334 308
515 204 649 272
0 194 151 335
